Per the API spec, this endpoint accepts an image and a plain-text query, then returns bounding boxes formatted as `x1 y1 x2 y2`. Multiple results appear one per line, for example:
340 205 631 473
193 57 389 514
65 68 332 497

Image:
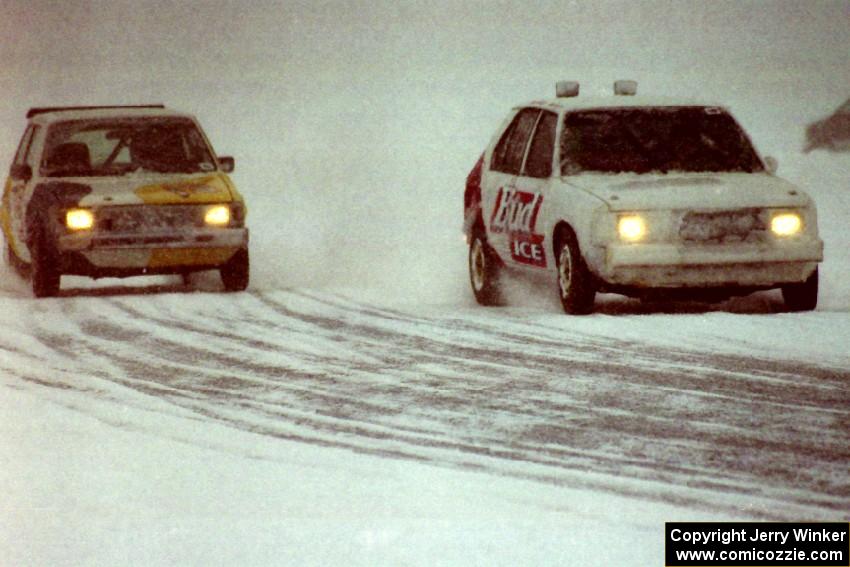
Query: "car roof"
29 106 194 125
522 95 727 113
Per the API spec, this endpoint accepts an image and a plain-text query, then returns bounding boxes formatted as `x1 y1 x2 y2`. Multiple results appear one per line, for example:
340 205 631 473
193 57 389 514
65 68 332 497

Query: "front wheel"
468 232 502 306
781 267 818 312
30 229 61 298
220 248 250 292
555 231 596 315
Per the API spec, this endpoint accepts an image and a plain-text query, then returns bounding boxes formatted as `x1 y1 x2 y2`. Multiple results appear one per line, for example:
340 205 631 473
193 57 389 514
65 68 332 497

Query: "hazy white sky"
3 1 848 93
2 0 848 163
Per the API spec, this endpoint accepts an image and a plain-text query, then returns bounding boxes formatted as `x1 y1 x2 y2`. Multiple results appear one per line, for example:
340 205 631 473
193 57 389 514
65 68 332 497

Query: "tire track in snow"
2 289 848 520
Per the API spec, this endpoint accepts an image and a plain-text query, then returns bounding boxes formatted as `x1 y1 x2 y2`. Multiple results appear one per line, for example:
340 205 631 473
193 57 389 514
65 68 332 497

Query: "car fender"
1 178 15 245
541 178 610 275
24 181 93 246
463 154 484 237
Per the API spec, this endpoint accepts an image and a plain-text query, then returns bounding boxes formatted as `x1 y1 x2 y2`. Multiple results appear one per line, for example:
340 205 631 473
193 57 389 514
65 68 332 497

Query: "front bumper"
599 237 823 288
57 227 249 272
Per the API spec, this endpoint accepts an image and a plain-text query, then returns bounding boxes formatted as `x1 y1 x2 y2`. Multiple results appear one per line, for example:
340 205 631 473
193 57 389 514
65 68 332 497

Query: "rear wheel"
781 267 818 312
220 248 249 292
555 229 596 315
30 228 61 298
468 231 502 306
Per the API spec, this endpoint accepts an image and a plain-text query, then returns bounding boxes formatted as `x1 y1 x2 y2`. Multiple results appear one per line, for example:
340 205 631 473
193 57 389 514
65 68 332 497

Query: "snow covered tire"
220 247 250 292
556 229 596 315
468 231 503 306
30 227 61 298
781 267 818 312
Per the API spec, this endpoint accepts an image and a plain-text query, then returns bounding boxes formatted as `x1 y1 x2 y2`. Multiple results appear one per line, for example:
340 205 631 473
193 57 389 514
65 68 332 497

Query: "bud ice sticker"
490 187 547 268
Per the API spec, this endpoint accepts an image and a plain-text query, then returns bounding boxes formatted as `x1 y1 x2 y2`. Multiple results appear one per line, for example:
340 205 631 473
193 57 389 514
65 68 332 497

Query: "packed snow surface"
2 1 849 565
1 288 849 565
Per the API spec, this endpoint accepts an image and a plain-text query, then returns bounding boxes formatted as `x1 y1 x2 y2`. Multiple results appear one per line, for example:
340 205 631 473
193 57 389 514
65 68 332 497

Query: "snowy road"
3 286 848 525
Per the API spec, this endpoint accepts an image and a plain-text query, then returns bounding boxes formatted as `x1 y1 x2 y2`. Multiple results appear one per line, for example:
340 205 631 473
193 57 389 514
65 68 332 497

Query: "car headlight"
618 215 646 242
771 212 802 236
204 205 231 226
66 208 94 230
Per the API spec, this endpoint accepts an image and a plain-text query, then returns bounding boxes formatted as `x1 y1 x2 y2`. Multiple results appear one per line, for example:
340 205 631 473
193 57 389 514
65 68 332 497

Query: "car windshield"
560 107 764 174
41 117 217 177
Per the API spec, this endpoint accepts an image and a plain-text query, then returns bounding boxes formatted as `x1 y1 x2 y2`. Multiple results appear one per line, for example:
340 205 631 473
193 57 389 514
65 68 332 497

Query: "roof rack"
26 104 166 119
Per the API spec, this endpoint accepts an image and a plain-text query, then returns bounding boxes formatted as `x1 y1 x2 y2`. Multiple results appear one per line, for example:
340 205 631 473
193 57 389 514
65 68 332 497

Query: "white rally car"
464 81 823 314
1 105 249 297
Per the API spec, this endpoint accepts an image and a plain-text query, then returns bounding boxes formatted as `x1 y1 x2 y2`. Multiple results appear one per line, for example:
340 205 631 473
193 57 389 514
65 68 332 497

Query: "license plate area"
97 205 204 233
679 209 767 244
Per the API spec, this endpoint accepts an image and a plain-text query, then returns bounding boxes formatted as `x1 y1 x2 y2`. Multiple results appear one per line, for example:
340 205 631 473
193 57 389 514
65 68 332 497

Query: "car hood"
564 172 811 212
67 172 235 207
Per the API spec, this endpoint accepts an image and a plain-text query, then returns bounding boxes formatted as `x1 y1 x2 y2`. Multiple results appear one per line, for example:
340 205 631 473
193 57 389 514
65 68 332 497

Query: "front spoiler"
56 227 248 275
58 227 248 252
599 237 823 288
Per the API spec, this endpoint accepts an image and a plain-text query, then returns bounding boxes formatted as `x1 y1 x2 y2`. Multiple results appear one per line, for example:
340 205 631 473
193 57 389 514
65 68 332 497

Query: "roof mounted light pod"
556 81 580 98
614 80 637 96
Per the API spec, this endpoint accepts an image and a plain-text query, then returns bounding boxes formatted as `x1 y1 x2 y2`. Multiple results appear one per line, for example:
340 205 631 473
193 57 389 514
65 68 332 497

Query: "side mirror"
764 156 778 174
10 164 32 182
218 156 235 173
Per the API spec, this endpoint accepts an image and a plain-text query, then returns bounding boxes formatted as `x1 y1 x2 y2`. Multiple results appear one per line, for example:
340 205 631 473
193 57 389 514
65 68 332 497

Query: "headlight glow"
618 215 646 242
66 209 94 230
771 213 802 236
204 205 231 226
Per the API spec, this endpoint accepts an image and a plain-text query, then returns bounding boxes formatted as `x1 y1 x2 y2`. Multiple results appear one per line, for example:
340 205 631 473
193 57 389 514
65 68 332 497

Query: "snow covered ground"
1 374 681 566
2 1 849 565
1 289 847 566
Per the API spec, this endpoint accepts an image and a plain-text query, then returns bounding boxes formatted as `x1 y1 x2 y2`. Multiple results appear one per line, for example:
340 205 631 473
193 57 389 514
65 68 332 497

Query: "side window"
491 108 540 175
13 125 37 166
523 111 557 178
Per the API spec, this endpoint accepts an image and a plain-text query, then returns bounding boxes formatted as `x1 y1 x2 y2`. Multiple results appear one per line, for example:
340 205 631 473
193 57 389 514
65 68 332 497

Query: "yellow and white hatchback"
464 81 823 313
1 105 249 297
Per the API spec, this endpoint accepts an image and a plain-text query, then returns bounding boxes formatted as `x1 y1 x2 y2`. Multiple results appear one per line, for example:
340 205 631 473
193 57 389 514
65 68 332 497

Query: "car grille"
679 209 768 244
96 205 205 233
